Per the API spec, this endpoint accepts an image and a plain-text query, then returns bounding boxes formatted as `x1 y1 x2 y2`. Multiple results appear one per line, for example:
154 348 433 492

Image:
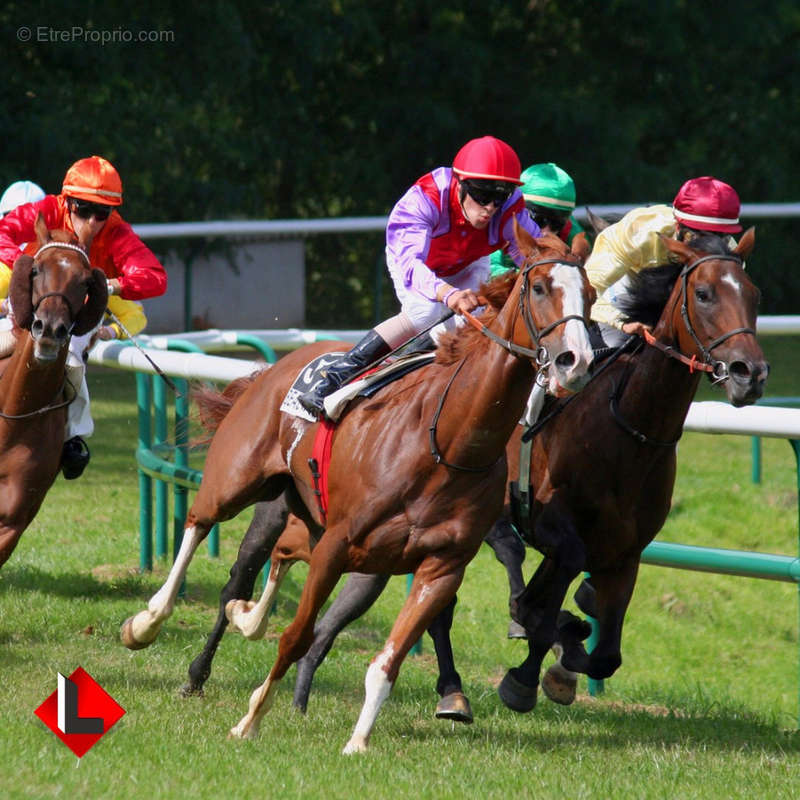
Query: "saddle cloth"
280 350 436 423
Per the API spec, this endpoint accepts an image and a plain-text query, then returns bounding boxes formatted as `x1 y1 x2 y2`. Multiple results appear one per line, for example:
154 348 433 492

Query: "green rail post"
136 372 153 572
154 375 169 559
791 437 800 729
406 573 422 655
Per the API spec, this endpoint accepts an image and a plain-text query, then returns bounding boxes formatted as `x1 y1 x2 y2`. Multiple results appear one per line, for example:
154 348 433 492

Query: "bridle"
643 253 756 384
431 255 590 471
30 241 91 330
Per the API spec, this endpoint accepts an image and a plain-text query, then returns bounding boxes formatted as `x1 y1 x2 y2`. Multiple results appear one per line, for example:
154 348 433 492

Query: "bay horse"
0 214 108 567
119 229 596 753
198 227 768 723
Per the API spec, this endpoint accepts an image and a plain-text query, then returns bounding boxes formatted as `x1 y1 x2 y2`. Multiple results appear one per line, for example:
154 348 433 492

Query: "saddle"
280 350 436 423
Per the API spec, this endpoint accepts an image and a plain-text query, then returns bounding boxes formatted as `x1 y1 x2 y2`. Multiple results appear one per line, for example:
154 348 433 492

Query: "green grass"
1 338 799 799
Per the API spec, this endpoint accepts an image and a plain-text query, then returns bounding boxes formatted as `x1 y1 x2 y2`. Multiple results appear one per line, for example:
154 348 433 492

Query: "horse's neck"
618 338 702 441
434 329 534 469
0 335 68 417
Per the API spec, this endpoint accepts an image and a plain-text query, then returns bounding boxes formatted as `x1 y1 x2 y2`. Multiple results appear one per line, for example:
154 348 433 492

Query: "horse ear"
72 268 109 335
514 216 542 261
659 233 694 263
585 207 610 235
735 227 755 259
33 212 50 247
570 232 590 264
8 255 34 330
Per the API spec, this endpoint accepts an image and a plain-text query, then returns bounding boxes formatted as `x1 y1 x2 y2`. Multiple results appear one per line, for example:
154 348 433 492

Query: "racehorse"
120 228 596 753
191 227 768 723
0 214 108 567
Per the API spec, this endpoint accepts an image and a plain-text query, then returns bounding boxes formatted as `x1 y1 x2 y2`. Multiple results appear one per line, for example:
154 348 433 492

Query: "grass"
1 337 799 798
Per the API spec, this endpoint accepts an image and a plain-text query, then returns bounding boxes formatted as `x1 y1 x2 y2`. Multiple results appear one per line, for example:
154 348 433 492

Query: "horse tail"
192 371 262 439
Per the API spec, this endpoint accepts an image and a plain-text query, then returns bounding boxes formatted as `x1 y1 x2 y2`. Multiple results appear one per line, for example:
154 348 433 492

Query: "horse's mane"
434 270 517 366
617 232 735 328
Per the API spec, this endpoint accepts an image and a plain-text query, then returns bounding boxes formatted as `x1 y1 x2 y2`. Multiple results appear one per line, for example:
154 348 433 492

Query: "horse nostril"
31 319 44 337
555 351 576 369
54 323 70 341
728 360 752 383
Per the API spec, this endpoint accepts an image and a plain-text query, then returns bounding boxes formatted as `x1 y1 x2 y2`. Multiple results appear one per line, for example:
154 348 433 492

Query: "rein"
430 256 588 472
0 371 76 420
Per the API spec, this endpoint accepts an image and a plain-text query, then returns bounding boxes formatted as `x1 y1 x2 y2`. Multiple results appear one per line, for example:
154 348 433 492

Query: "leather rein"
429 256 589 472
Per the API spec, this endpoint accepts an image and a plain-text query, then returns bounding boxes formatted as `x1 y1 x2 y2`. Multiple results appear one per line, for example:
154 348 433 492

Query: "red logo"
34 667 126 757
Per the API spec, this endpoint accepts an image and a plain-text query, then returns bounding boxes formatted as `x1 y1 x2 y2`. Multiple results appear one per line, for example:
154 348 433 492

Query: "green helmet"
520 162 576 213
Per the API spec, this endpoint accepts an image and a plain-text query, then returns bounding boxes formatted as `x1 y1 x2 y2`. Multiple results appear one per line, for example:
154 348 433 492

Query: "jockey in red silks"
299 135 542 417
0 156 168 479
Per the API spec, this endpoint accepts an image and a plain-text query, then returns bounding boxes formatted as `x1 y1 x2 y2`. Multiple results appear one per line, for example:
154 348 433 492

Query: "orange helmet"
62 156 123 206
452 136 523 185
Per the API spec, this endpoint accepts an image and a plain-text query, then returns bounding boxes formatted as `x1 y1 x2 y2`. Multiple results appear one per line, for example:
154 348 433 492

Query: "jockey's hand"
95 325 117 341
621 321 652 337
444 288 482 315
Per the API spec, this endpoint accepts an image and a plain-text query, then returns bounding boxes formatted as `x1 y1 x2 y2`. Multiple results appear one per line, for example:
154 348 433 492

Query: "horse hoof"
120 616 155 650
179 683 204 698
507 620 527 639
435 692 474 724
498 671 538 713
541 665 577 705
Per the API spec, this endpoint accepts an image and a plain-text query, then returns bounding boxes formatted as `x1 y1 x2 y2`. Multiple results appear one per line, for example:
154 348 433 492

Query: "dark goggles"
463 179 514 209
68 197 114 221
529 205 568 232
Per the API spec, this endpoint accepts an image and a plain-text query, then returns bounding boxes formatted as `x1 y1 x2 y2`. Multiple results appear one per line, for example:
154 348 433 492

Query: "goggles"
68 197 114 221
463 179 514 209
529 205 568 232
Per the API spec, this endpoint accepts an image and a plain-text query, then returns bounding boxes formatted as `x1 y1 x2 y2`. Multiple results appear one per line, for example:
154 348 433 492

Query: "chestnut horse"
0 214 108 567
194 228 768 723
120 230 595 753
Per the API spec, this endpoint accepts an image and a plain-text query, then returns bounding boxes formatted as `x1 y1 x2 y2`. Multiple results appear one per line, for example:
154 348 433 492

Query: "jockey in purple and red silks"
299 135 542 417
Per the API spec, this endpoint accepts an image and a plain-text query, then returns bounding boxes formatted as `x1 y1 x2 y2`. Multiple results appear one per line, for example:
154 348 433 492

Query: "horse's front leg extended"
120 521 209 650
343 561 466 755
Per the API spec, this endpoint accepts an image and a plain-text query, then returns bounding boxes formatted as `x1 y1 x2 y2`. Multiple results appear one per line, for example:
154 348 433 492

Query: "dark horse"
0 214 108 567
120 229 595 753
189 227 768 722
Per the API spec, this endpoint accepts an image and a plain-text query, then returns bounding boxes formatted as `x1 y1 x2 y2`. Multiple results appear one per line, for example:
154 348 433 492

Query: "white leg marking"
227 560 293 640
229 675 280 739
342 645 394 755
130 525 203 642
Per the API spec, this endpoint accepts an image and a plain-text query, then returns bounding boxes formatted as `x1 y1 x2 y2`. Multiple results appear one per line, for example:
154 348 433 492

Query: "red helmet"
672 176 741 233
452 136 523 185
62 156 123 206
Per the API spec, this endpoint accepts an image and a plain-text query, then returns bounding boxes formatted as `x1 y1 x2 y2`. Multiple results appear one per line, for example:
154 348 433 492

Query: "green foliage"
1 1 799 325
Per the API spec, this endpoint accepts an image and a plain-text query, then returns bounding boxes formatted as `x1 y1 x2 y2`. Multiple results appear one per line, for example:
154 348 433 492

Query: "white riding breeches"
65 331 96 441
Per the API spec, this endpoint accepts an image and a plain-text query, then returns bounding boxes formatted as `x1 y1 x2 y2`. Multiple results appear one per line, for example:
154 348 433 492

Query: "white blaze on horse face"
721 272 743 295
548 263 593 391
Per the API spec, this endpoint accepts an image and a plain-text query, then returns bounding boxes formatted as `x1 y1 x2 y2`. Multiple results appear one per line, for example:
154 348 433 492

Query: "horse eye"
695 286 711 303
532 281 545 296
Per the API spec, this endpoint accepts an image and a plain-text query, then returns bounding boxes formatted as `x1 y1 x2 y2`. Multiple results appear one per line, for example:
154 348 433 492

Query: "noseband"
644 253 756 384
31 241 91 327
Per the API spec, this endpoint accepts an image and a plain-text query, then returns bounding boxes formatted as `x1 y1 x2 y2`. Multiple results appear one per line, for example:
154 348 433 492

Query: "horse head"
509 221 595 394
8 213 108 361
657 228 768 406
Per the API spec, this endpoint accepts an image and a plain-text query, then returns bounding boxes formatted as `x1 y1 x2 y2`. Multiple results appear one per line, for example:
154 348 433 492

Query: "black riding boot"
61 435 90 480
298 329 392 417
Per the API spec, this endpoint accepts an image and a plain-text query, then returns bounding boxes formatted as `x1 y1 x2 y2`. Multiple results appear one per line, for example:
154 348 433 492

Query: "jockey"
0 156 167 478
490 162 585 277
299 135 542 417
585 175 742 348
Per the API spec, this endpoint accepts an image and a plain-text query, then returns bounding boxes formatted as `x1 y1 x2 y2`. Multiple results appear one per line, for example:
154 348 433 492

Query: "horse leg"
429 594 473 724
293 571 390 713
181 499 289 696
570 557 640 680
229 529 350 741
343 561 466 754
484 518 527 638
0 525 24 568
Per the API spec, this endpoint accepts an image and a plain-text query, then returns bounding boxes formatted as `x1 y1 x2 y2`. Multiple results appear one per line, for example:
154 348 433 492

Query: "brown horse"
197 227 769 723
120 229 595 753
0 214 108 567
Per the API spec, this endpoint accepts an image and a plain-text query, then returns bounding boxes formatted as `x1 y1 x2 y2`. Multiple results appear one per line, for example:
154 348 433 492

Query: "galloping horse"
201 227 768 722
0 214 108 567
120 229 596 753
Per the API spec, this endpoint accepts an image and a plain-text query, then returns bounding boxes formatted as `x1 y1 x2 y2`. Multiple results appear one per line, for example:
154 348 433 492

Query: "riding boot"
297 329 392 418
61 435 91 480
